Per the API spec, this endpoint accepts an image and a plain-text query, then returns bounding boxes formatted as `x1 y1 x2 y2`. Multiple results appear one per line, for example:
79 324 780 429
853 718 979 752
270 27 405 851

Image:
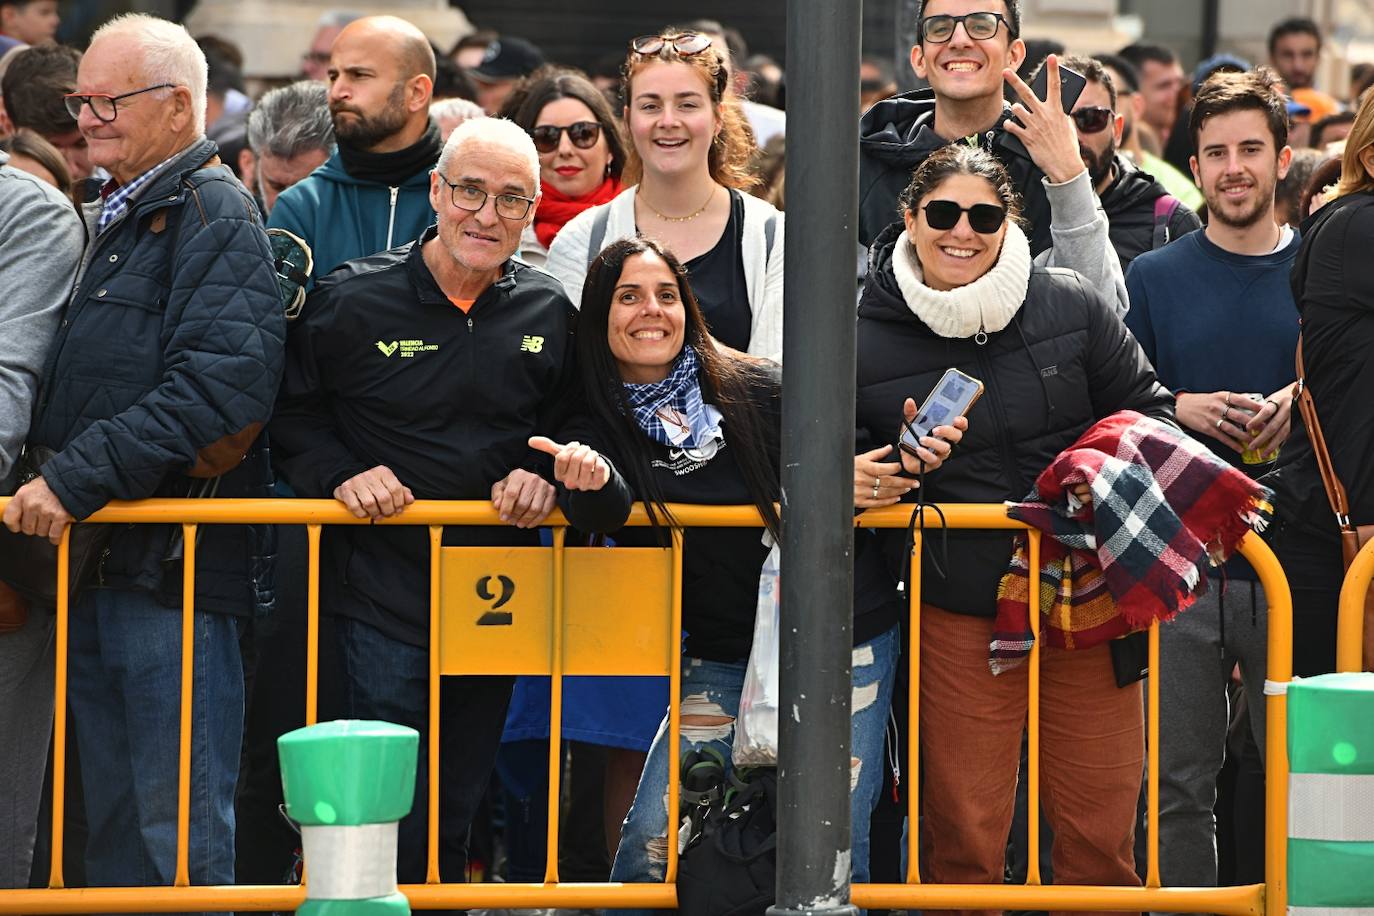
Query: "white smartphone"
899 368 984 458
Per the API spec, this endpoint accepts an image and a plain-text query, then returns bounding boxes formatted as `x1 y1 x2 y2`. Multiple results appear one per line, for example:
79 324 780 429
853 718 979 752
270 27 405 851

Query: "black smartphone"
1030 62 1087 112
899 368 983 459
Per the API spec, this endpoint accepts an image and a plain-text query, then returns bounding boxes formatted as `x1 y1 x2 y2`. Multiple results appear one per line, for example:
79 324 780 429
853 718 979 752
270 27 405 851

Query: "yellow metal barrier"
1336 537 1374 673
0 498 1292 914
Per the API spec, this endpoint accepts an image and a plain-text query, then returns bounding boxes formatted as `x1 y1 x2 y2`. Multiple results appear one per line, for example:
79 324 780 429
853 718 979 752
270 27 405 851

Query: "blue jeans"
335 616 514 888
610 625 899 899
68 588 242 890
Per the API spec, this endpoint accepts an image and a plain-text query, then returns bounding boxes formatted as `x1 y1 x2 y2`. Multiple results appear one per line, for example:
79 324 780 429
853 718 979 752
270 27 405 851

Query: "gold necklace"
639 186 717 222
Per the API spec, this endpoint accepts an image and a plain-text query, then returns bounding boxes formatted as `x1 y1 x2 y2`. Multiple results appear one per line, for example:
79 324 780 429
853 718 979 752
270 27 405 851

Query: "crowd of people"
0 0 1372 911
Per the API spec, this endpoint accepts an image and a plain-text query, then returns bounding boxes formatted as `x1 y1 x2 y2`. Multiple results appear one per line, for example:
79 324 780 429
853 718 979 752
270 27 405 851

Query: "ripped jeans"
609 625 898 900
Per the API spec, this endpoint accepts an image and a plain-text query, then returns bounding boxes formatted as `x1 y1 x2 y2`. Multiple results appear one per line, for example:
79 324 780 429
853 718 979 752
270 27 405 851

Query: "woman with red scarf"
502 68 626 267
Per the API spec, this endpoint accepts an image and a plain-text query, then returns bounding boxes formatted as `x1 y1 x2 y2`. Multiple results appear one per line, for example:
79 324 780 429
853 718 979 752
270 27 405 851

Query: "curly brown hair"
620 31 757 190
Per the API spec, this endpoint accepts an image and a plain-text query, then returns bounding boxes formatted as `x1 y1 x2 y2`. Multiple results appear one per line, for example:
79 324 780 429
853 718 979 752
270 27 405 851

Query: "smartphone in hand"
900 368 983 459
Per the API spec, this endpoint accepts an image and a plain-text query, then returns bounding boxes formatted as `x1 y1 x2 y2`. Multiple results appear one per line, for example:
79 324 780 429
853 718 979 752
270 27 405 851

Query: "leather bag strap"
1296 332 1354 528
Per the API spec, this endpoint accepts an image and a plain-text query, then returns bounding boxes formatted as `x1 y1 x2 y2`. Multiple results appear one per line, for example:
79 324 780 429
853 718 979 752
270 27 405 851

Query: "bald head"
327 15 436 152
335 15 436 81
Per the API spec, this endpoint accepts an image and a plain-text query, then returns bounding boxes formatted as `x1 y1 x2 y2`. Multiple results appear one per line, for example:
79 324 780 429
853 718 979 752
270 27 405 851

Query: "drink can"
1238 393 1279 464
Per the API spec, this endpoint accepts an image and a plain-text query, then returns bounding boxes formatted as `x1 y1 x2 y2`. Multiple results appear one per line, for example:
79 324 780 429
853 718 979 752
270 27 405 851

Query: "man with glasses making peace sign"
859 0 1127 314
1043 55 1201 272
271 117 581 891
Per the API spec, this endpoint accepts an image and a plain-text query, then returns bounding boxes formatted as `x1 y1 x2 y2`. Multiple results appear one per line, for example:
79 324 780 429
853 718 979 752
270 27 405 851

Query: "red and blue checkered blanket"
990 411 1273 674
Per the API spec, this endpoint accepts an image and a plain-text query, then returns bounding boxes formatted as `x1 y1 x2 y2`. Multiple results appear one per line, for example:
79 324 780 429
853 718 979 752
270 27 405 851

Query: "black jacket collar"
404 224 523 308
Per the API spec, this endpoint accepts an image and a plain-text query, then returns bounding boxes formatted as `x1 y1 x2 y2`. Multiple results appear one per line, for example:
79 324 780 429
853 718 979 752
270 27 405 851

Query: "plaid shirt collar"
97 151 182 234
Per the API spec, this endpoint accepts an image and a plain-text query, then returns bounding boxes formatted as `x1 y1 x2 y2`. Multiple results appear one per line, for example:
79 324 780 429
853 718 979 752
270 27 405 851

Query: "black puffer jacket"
1100 154 1201 272
855 224 1174 617
30 138 285 616
859 89 1052 254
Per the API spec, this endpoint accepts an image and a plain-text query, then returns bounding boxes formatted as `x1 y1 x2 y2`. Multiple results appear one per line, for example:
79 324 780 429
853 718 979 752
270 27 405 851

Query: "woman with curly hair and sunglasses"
854 143 1173 898
500 67 628 268
533 236 923 898
545 31 784 363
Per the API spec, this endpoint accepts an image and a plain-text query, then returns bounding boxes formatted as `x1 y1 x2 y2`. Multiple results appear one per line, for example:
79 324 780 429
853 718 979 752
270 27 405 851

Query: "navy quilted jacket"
29 138 287 616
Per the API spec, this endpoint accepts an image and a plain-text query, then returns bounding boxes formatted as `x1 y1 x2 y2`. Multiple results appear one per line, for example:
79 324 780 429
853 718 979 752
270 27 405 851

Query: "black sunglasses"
919 12 1016 43
1071 106 1114 134
529 121 602 154
629 33 712 56
922 200 1007 233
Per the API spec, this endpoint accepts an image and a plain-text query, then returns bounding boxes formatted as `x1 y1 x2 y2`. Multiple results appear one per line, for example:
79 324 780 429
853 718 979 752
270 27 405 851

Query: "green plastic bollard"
278 720 420 915
1287 672 1374 915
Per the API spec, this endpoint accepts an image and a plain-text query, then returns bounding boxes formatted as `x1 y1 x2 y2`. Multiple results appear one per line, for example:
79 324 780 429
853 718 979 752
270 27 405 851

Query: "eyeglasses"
922 200 1008 233
629 33 712 56
436 174 535 220
63 83 176 123
1071 106 1114 134
919 12 1015 43
530 121 602 154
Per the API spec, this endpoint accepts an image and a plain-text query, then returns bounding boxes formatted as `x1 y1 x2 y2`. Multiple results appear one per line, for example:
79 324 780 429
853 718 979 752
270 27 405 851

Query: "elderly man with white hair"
271 117 581 885
1 12 284 888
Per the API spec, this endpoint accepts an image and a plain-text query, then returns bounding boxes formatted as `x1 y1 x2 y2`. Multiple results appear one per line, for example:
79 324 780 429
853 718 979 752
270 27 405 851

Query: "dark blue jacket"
30 138 287 616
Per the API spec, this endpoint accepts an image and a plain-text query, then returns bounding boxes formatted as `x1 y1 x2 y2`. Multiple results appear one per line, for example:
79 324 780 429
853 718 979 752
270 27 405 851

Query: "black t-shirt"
562 365 780 662
683 189 752 352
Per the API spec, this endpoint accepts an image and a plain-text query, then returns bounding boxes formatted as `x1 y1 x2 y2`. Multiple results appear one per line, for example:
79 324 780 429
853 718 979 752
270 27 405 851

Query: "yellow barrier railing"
0 498 1292 915
1336 537 1374 673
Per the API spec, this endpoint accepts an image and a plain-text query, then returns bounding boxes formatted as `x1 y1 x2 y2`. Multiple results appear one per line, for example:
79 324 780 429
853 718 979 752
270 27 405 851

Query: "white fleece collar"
891 222 1032 340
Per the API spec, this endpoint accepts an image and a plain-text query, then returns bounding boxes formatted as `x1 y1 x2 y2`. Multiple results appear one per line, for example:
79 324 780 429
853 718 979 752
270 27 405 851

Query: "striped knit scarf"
990 411 1273 674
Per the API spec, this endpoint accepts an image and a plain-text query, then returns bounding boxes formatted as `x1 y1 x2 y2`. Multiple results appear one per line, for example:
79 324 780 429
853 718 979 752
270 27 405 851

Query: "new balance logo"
520 335 544 354
376 340 399 357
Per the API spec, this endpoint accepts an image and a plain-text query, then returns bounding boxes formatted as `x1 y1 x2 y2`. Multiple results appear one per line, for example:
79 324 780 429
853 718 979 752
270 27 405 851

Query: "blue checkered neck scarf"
622 345 723 449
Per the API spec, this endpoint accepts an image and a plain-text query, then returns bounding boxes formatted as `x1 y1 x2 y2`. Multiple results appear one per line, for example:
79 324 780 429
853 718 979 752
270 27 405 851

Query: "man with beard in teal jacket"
269 15 441 282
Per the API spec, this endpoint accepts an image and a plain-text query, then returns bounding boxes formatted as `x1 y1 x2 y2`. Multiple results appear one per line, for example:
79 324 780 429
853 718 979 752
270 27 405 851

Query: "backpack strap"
585 204 612 268
1151 194 1181 249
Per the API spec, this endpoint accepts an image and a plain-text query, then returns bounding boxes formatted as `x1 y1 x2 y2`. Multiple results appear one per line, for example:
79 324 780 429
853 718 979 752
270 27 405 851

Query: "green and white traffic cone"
1287 672 1374 915
278 720 420 916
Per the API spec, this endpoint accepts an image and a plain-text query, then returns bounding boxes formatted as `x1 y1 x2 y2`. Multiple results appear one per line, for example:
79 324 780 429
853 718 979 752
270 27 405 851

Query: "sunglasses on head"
530 121 602 153
922 200 1008 233
1071 106 1114 134
629 32 712 56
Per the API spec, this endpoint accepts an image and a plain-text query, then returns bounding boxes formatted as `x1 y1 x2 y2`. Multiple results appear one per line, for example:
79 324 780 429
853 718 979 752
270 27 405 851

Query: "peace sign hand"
1002 54 1086 185
529 436 611 492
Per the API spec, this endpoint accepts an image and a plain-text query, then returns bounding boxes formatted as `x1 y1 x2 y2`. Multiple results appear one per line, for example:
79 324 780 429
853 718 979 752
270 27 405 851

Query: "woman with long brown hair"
501 67 628 267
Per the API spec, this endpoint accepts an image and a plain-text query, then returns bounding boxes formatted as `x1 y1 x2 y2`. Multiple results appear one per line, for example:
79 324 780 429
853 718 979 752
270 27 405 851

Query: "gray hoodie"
0 150 85 488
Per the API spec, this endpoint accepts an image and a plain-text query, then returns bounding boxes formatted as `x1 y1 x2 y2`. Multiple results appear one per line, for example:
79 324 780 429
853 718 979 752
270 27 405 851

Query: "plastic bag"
733 538 780 765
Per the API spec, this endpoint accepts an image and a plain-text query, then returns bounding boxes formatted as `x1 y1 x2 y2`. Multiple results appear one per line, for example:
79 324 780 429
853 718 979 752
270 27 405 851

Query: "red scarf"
534 176 622 250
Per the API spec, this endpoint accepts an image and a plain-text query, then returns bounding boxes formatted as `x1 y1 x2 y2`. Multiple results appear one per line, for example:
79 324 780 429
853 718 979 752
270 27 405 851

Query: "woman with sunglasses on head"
540 236 915 898
546 31 784 363
500 67 628 268
854 144 1173 900
499 68 669 880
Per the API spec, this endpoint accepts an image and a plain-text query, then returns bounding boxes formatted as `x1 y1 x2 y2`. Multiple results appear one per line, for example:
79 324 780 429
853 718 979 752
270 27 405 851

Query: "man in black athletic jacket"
271 116 577 892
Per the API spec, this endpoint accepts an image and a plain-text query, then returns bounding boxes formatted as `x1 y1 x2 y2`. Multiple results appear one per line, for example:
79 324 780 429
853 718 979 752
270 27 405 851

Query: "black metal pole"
771 2 862 915
1200 0 1221 62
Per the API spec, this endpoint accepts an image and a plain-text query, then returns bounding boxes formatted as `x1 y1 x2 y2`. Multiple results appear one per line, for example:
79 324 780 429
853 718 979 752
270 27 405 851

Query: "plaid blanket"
990 411 1273 674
